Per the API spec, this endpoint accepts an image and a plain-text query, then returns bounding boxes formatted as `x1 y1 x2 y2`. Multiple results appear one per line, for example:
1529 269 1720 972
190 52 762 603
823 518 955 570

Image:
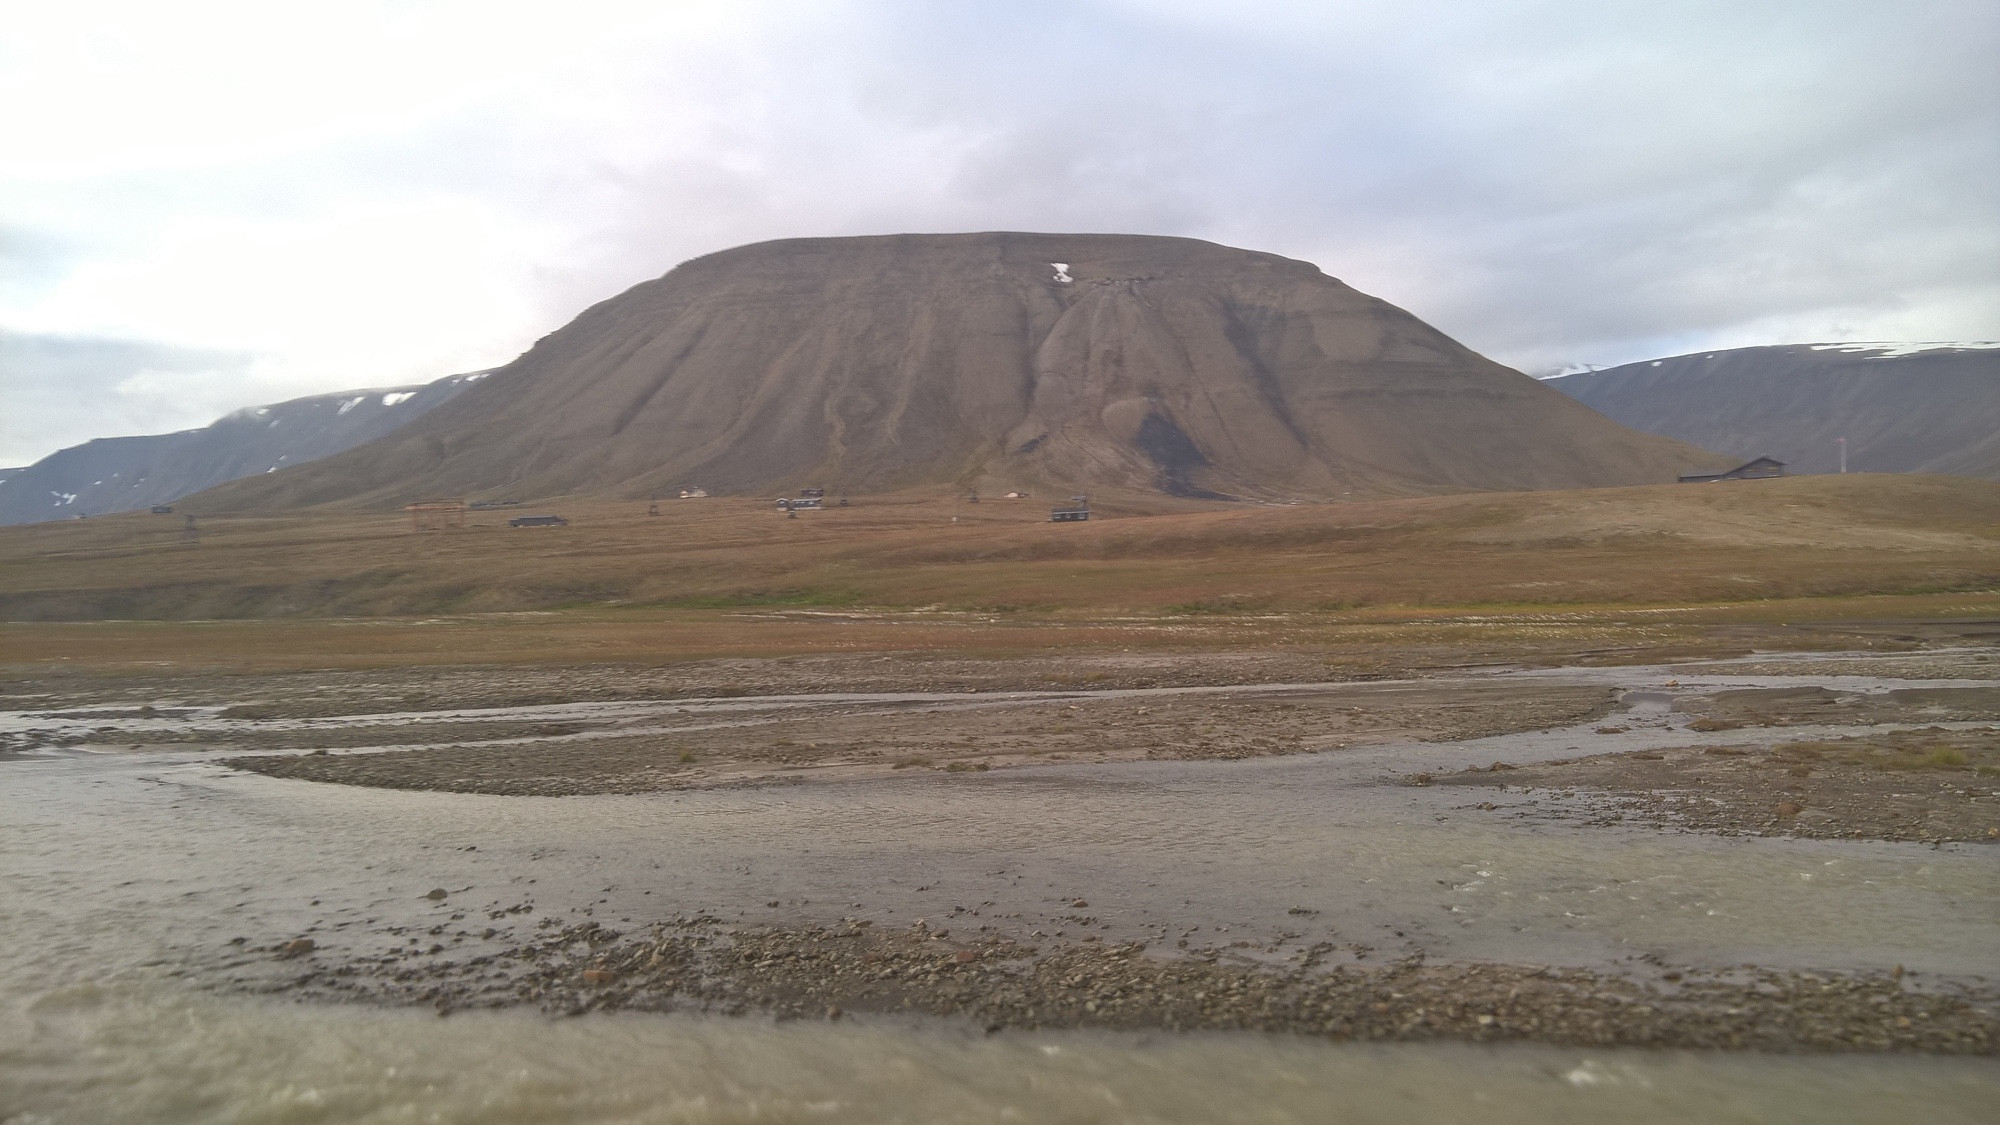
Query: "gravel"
256 919 1998 1054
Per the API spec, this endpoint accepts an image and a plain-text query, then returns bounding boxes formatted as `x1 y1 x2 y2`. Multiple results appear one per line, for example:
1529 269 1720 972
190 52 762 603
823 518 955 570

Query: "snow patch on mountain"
1808 341 2000 358
0 370 484 524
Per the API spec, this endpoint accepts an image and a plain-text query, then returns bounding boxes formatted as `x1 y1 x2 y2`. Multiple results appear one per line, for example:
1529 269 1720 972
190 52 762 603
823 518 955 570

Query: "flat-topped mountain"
195 233 1723 509
1544 343 2000 480
0 371 485 525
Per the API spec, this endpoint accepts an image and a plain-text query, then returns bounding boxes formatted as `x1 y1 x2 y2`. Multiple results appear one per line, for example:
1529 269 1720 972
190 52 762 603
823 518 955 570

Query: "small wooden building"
1679 457 1786 483
1050 495 1091 522
405 497 466 531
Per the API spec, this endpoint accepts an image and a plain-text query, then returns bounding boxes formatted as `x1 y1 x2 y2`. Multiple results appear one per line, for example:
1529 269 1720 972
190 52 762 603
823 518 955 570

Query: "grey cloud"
534 0 1995 377
0 332 262 466
0 225 86 305
6 0 1993 457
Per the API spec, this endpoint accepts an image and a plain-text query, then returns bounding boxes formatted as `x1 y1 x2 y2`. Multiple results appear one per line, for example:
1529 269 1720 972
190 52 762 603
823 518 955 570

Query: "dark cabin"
1679 457 1786 483
508 514 569 527
1050 495 1091 522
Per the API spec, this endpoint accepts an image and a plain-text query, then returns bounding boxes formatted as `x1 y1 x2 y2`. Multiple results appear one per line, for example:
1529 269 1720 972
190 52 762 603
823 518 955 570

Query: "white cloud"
0 331 260 463
1 0 1993 462
0 1 766 176
17 200 549 377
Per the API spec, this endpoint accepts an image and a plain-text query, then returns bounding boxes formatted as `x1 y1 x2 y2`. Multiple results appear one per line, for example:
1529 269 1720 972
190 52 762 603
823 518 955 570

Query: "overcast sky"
3 0 1995 466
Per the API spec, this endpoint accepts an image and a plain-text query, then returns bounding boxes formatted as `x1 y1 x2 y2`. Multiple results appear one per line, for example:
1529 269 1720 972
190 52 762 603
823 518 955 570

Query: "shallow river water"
3 662 1997 1122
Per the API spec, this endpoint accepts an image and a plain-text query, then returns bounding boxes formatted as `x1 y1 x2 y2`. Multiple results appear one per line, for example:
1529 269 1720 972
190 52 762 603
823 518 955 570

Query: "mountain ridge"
0 372 485 525
191 232 1727 510
1543 343 1999 480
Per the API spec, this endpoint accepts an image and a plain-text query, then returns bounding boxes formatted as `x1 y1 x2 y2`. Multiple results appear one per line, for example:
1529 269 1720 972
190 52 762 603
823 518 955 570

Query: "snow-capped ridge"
0 369 484 524
1807 341 2000 359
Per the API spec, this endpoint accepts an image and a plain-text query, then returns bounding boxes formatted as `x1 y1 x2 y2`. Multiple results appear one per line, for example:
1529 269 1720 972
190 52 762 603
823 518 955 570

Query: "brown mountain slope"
195 233 1725 508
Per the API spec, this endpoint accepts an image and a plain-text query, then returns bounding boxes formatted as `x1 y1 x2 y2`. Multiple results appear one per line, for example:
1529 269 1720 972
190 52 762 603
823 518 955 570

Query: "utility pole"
1837 436 1847 474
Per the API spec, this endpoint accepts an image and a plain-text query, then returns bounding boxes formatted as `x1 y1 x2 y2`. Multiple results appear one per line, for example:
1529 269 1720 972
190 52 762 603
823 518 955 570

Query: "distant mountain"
1543 343 2000 480
193 232 1721 511
0 372 487 525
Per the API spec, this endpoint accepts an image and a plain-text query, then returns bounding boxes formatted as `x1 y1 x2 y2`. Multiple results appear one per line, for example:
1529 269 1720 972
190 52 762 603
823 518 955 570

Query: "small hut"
405 498 466 531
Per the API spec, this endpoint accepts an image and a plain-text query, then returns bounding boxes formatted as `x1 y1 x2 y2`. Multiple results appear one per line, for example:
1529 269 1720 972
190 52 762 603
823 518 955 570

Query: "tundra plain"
3 472 1998 1058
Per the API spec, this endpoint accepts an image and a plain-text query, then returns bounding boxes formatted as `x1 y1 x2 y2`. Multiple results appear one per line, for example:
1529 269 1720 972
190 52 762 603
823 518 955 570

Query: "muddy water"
7 989 1995 1123
3 665 1998 1120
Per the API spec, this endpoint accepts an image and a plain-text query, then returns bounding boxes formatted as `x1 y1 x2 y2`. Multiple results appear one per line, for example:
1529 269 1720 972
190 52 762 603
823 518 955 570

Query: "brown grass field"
2 473 1997 673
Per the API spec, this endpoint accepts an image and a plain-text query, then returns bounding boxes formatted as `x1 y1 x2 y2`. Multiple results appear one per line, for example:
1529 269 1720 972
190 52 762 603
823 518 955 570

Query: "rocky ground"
1670 655 2000 681
243 916 1996 1054
1672 683 2000 728
1420 681 2000 844
210 679 1620 796
1437 727 2000 844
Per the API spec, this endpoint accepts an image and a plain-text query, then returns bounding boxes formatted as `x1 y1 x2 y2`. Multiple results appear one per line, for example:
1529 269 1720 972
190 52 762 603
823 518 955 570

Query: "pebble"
328 920 2000 1055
